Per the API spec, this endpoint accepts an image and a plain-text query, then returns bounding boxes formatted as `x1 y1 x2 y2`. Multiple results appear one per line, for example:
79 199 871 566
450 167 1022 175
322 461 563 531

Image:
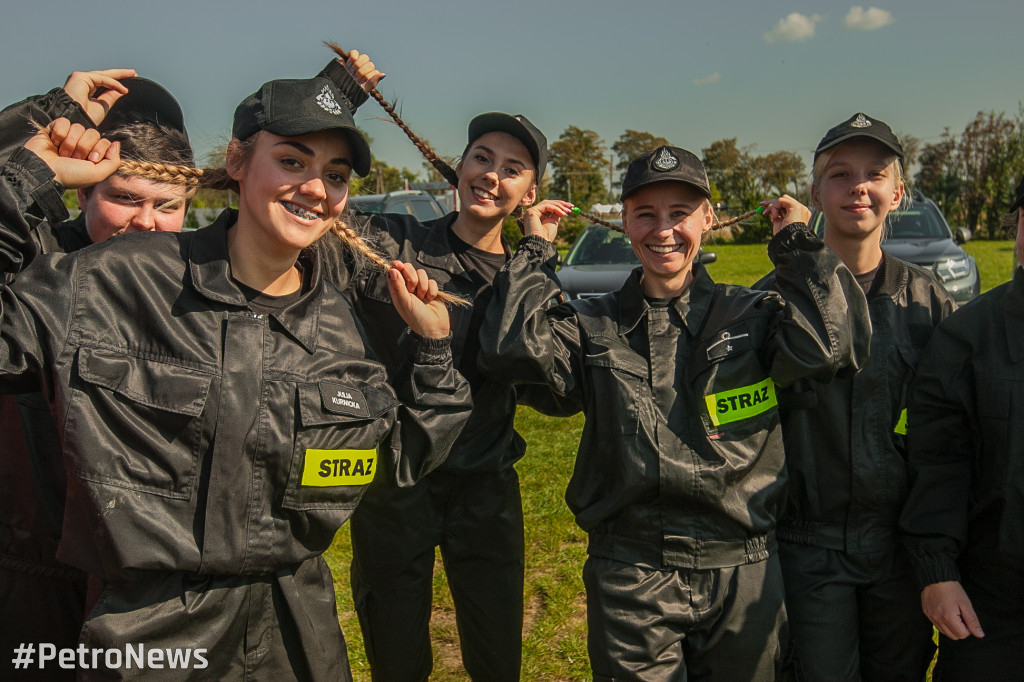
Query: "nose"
299 176 328 201
130 205 156 232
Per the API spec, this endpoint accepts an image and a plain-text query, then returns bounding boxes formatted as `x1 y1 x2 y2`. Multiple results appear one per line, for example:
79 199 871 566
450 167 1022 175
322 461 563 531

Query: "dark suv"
810 191 979 302
347 190 447 222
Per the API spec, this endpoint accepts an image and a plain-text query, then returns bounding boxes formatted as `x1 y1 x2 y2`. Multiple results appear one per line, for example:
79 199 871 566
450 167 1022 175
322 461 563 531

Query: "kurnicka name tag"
319 381 370 418
301 448 377 486
704 377 777 427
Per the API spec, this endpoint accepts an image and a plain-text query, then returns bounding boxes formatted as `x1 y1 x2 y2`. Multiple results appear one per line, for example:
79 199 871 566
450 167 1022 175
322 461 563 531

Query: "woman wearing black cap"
0 72 470 680
900 179 1024 678
0 68 196 682
755 113 955 681
478 145 870 680
334 107 554 680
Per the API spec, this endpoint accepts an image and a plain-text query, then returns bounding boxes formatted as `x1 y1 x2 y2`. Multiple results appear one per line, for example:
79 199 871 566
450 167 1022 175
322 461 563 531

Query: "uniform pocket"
68 347 211 498
281 380 398 510
583 350 647 435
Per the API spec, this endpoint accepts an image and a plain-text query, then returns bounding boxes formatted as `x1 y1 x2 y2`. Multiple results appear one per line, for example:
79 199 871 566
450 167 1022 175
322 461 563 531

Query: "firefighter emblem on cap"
316 85 343 116
652 147 679 172
851 114 871 128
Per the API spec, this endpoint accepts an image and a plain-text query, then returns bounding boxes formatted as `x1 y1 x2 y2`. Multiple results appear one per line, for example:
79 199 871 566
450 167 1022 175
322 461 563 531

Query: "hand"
760 195 812 235
342 50 385 93
522 199 574 242
24 118 120 189
62 69 136 125
921 581 985 640
387 261 450 339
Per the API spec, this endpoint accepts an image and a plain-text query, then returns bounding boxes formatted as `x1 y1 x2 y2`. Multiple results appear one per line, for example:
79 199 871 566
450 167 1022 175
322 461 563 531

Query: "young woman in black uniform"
0 72 470 681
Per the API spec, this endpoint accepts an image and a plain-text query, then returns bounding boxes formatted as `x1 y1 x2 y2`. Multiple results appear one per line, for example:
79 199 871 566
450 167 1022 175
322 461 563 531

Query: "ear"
454 159 464 179
76 187 90 212
225 139 246 182
810 182 823 211
889 181 905 211
702 202 714 232
520 182 537 207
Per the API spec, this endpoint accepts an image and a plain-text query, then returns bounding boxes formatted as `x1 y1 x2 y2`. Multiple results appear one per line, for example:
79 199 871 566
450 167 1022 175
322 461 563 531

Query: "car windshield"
885 206 951 240
564 226 639 266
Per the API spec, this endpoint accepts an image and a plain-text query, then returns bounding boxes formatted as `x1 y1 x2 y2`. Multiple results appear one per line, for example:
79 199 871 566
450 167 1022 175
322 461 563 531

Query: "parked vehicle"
557 221 716 300
810 190 979 302
348 190 447 221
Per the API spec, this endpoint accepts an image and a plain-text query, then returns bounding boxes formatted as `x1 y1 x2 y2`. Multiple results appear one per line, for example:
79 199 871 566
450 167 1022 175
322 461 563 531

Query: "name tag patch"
319 381 370 418
301 448 377 487
704 378 777 427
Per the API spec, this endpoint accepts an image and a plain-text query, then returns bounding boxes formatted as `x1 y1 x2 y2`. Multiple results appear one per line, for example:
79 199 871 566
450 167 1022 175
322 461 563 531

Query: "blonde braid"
711 207 763 231
324 42 459 187
330 220 470 307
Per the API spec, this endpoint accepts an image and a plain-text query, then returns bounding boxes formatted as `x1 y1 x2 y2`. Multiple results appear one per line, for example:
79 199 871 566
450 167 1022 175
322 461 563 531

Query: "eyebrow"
630 202 700 211
472 144 527 168
275 140 352 169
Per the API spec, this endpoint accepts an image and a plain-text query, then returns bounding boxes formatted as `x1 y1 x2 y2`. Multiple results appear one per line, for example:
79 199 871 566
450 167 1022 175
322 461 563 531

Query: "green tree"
755 151 806 199
549 126 608 209
701 138 758 211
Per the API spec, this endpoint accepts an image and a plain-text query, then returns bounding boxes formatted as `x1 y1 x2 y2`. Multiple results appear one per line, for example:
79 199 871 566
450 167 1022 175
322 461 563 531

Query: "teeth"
648 245 679 254
283 202 320 220
472 188 497 201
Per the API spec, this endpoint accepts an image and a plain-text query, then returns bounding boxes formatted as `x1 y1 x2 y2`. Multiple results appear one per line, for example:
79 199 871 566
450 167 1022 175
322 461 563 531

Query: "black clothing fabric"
900 267 1024 677
758 253 955 555
756 252 952 681
584 556 787 681
481 228 870 570
350 469 524 682
319 212 552 680
778 543 933 682
0 159 472 680
479 227 870 676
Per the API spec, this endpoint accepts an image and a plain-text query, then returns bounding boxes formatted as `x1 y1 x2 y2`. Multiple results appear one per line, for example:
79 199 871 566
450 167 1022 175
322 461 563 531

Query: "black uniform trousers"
350 468 524 681
779 541 934 682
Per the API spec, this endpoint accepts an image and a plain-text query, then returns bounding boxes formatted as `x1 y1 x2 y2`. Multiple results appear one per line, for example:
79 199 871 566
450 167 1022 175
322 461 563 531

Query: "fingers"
63 69 136 92
390 261 434 301
959 602 985 639
344 49 385 92
50 119 105 161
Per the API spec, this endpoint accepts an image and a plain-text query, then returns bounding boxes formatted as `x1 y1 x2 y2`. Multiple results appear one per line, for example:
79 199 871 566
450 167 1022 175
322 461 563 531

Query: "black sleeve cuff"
317 60 370 113
399 329 454 364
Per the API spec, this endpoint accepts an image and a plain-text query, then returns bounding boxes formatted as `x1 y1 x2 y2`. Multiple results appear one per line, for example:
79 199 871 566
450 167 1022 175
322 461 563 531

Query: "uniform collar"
415 212 512 276
1005 266 1024 364
617 261 716 337
872 250 909 301
188 208 323 353
414 212 465 274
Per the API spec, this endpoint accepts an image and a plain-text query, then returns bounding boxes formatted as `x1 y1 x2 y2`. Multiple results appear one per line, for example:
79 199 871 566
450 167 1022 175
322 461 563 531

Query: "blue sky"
1 0 1021 186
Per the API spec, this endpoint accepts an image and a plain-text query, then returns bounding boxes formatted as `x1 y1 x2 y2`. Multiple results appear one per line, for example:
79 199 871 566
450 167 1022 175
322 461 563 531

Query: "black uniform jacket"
901 267 1024 592
0 196 472 582
322 212 570 474
758 252 955 553
479 227 871 570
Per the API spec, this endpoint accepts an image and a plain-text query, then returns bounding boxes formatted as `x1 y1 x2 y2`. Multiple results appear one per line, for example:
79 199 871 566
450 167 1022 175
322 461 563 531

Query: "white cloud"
845 6 894 30
693 72 721 86
763 13 822 44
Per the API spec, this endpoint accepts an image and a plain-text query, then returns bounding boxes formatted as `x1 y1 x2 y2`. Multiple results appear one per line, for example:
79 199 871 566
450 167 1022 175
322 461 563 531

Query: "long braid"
330 221 469 306
577 206 764 235
324 42 459 187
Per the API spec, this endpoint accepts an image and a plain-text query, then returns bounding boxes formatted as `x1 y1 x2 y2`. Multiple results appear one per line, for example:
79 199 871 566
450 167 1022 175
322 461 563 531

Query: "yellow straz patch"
704 378 777 427
301 449 377 487
894 408 908 435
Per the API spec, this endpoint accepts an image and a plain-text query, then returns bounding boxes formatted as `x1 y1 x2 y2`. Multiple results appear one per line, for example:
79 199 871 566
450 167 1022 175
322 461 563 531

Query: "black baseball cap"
232 77 371 177
98 77 188 139
467 112 547 180
620 146 711 202
1011 175 1024 213
814 112 904 162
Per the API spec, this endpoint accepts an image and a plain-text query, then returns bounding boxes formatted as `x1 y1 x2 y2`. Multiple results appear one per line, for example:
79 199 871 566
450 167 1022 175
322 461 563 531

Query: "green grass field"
325 239 1019 680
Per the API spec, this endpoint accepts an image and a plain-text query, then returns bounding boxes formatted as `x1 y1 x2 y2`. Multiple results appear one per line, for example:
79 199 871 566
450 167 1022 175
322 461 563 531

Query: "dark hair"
82 122 197 204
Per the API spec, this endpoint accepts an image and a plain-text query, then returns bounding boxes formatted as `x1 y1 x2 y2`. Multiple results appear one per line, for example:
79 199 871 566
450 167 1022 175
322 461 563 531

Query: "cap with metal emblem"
232 76 371 177
467 112 547 180
814 112 904 162
619 146 711 202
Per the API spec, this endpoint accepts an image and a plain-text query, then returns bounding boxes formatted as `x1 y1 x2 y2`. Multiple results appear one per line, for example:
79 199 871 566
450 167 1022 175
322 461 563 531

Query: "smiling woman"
0 68 471 681
479 144 873 681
